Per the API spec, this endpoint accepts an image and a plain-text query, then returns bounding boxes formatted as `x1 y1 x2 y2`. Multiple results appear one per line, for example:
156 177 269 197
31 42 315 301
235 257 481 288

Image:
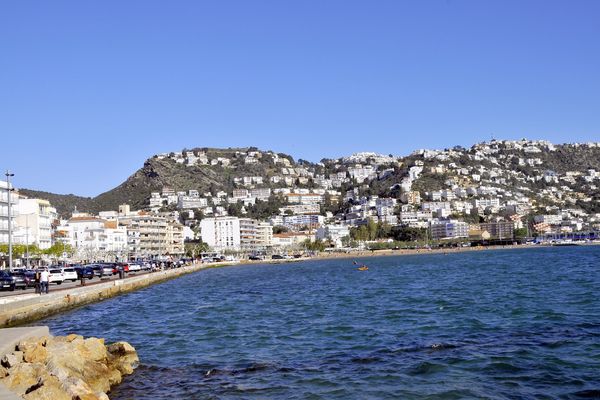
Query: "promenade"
0 264 209 328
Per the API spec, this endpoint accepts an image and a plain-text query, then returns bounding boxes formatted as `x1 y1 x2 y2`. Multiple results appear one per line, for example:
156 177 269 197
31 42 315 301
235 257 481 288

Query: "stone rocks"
0 334 138 400
1 352 23 368
107 342 139 376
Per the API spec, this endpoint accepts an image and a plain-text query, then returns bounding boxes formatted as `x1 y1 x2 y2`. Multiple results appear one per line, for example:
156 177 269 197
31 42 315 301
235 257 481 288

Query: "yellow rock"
21 342 48 364
2 334 139 400
1 362 47 394
22 375 70 400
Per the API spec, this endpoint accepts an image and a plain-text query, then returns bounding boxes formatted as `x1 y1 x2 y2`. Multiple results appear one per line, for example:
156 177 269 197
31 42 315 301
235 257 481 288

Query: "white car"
48 268 64 285
61 268 78 282
128 263 142 272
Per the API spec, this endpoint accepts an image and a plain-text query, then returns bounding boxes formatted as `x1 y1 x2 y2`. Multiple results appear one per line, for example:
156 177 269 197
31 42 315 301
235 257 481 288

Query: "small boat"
357 265 368 271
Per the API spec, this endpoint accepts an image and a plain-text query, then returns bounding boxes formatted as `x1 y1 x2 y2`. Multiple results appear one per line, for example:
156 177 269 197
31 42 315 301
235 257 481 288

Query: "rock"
20 341 49 364
83 338 108 362
1 362 49 394
22 375 71 400
1 352 23 368
18 336 48 351
107 341 139 375
75 393 109 400
1 334 138 400
66 333 83 342
60 376 96 399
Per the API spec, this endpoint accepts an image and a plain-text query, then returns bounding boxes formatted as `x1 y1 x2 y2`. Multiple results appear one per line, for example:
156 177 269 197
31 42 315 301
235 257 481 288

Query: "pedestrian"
34 269 41 294
40 268 50 294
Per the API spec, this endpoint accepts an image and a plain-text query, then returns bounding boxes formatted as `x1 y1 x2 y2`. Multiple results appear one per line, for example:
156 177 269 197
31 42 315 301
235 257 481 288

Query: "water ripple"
36 246 600 399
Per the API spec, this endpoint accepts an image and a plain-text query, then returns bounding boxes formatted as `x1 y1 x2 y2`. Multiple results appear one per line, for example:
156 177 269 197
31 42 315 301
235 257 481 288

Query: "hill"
20 140 600 217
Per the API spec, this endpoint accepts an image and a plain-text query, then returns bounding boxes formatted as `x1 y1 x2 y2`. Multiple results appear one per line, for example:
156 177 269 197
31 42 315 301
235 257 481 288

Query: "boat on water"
357 265 368 271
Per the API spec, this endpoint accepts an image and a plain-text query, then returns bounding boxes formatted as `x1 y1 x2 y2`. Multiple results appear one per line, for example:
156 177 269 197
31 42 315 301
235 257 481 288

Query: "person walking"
40 268 50 294
34 269 41 294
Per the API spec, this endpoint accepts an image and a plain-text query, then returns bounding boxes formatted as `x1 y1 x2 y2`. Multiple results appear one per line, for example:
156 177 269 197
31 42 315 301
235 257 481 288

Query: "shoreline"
1 243 596 328
0 264 215 328
236 242 563 266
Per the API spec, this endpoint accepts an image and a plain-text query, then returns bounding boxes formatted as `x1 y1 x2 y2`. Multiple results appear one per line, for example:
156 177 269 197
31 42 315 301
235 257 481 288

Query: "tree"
303 239 326 252
391 226 427 242
44 243 74 259
273 226 288 234
366 218 378 241
185 241 210 258
514 228 528 238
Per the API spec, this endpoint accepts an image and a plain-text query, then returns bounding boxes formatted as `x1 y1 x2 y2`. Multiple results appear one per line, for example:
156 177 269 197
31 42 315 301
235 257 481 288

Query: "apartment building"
430 220 469 240
478 221 515 240
316 224 350 247
56 215 128 261
14 198 57 249
0 180 17 245
239 218 273 251
200 216 241 251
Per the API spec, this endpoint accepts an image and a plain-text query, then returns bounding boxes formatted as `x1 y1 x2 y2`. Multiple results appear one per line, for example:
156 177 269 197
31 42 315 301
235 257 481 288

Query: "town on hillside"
2 139 600 266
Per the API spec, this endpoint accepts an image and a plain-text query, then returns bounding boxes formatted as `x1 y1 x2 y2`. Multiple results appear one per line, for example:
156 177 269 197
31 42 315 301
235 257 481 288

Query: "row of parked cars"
0 261 158 291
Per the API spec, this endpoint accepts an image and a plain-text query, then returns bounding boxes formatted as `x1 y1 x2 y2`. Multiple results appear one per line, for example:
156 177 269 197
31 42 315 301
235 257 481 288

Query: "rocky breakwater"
0 334 138 399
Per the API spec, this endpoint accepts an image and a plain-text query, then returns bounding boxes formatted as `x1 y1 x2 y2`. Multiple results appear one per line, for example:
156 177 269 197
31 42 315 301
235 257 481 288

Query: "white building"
0 180 18 246
14 198 57 250
56 215 128 261
239 218 273 250
430 220 469 240
200 217 241 251
316 224 350 247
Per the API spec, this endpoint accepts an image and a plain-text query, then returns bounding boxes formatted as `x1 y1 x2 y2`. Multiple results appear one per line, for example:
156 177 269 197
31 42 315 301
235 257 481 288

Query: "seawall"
0 264 208 328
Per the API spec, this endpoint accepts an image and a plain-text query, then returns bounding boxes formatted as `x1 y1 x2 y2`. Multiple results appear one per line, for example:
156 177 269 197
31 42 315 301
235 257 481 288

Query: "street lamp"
21 212 36 269
5 171 14 270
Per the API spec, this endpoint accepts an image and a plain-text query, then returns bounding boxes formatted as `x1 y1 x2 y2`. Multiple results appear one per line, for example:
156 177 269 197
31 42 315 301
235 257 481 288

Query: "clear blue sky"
1 0 599 197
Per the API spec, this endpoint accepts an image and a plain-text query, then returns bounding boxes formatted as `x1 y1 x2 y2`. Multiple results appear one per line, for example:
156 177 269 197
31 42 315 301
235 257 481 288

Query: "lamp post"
5 171 14 270
25 214 29 268
22 212 36 269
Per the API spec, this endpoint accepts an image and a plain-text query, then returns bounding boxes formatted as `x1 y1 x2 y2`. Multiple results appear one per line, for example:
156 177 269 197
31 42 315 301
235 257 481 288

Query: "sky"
1 0 599 197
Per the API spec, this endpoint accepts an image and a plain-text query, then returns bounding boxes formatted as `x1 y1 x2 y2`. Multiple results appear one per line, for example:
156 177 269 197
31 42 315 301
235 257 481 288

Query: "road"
0 270 157 298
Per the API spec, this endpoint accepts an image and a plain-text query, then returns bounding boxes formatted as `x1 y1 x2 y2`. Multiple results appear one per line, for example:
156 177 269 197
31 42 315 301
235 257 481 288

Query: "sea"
38 246 600 399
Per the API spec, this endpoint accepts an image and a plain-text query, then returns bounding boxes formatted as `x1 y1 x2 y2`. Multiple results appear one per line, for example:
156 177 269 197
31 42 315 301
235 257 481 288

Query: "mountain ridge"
19 140 600 217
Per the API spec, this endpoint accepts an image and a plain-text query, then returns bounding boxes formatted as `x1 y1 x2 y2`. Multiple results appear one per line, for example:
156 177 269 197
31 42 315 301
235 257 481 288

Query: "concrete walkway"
0 326 49 400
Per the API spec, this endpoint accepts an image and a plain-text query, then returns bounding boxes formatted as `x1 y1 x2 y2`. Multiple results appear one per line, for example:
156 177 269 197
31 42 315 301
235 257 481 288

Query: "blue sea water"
39 246 600 399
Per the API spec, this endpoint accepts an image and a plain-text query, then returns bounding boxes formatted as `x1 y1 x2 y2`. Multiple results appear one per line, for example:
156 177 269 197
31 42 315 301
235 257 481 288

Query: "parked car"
98 264 115 277
9 271 28 290
11 270 36 288
75 265 95 280
114 263 129 273
23 270 37 288
0 271 16 291
90 264 113 277
48 268 65 285
271 254 284 260
248 255 263 261
128 262 142 272
61 268 78 282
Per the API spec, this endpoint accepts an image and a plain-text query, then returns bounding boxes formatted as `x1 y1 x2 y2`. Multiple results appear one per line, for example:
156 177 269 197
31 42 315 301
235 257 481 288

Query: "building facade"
0 180 17 246
14 198 57 250
200 217 241 251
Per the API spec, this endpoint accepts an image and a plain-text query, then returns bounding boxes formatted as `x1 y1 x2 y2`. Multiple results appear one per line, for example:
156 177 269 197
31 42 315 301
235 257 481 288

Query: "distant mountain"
18 189 96 217
20 141 600 217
